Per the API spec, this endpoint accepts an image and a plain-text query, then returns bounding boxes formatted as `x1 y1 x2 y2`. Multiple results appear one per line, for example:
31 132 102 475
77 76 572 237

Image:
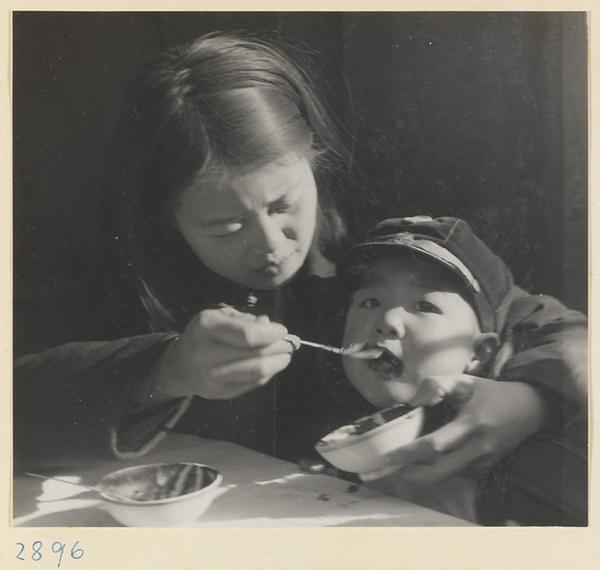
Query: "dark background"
13 12 588 355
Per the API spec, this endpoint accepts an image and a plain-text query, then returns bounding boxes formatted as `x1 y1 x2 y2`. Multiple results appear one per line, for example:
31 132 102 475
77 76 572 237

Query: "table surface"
13 433 473 527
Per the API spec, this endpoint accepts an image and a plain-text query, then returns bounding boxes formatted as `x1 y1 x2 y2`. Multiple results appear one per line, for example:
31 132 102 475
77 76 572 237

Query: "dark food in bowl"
352 404 414 435
317 404 416 445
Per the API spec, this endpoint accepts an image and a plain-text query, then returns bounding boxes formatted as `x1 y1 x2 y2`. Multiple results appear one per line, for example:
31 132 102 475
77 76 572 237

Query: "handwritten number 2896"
15 541 84 567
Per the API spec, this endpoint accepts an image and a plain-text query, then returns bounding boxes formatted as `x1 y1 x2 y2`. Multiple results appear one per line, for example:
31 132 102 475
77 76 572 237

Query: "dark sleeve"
496 286 588 421
13 333 190 471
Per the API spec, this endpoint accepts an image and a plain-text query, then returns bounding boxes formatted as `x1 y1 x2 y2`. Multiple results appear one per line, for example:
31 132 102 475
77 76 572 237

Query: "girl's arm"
496 287 587 421
14 307 296 470
13 333 188 470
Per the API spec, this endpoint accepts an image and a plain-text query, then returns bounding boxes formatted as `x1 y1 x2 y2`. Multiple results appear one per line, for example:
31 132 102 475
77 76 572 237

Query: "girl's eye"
415 300 441 314
269 202 293 215
209 223 243 238
269 192 300 216
358 297 380 309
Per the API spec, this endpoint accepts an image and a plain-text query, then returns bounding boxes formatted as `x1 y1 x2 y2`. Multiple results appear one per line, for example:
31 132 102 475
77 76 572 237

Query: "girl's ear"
464 332 500 375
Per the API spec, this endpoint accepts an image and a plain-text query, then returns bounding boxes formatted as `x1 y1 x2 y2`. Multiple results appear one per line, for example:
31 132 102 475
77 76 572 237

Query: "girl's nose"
376 307 406 338
251 214 286 256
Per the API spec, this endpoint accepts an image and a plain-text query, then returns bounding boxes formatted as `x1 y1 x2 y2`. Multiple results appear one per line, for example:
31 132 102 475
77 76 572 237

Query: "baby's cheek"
341 357 360 388
342 360 383 406
389 382 419 405
342 312 361 346
423 348 475 376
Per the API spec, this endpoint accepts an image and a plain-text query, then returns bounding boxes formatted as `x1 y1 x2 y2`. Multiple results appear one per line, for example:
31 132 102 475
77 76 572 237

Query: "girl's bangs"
201 87 316 175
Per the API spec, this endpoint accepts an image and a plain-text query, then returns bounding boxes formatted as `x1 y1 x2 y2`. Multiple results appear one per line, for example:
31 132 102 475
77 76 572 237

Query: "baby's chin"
351 372 419 409
380 382 419 408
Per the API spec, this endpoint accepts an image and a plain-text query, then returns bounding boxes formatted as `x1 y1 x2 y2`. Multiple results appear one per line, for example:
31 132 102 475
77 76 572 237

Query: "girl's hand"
360 375 550 484
151 307 295 403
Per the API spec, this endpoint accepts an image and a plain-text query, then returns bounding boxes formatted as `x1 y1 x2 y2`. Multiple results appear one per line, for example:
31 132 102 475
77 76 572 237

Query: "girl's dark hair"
104 31 364 331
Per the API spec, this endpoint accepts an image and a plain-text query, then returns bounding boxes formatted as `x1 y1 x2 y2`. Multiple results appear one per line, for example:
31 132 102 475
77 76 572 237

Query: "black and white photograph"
11 9 588 542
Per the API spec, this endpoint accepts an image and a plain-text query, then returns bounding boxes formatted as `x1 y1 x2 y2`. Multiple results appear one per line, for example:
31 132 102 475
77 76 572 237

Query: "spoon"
284 335 383 360
212 305 384 360
23 472 140 503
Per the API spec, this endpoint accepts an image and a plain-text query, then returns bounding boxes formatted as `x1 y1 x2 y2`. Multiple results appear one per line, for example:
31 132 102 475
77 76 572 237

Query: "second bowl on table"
96 462 223 527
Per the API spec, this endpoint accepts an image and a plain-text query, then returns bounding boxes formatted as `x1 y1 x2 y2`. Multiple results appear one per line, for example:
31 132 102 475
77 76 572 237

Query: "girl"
14 32 586 497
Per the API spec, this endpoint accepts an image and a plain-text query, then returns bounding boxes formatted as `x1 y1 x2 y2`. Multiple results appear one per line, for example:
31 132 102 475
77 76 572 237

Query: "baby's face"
342 255 483 408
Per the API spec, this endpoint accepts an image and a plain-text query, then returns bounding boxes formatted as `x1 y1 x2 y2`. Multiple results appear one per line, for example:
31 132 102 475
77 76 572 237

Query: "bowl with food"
96 462 223 527
314 405 425 474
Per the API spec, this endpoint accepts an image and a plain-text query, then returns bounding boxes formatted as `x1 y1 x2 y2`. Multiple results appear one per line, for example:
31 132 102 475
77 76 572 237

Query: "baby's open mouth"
367 348 404 376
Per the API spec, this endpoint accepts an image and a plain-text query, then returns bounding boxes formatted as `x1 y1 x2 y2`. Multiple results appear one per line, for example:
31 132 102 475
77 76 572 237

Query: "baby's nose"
376 308 406 338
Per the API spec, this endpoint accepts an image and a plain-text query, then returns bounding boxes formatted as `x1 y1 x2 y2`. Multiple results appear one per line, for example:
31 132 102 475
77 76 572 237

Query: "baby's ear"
464 332 500 375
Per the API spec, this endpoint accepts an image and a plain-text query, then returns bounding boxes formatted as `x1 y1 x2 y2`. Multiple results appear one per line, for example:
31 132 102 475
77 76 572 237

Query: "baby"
334 215 516 522
338 215 512 410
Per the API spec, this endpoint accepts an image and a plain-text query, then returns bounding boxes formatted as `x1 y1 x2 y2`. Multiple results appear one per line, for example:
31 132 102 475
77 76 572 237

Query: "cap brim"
336 238 481 294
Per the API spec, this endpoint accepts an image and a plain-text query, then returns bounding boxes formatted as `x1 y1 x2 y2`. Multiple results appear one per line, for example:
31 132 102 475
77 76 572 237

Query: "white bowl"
315 405 425 474
97 462 223 527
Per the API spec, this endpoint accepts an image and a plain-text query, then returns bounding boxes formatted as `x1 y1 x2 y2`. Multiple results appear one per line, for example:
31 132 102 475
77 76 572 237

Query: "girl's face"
342 256 486 408
172 155 318 290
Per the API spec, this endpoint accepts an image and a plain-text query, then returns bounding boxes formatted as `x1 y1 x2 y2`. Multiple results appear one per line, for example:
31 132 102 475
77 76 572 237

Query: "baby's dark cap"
336 216 514 333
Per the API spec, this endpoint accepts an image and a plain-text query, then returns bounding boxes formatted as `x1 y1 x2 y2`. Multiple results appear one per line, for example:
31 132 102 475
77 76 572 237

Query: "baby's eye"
358 297 380 309
414 300 441 314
